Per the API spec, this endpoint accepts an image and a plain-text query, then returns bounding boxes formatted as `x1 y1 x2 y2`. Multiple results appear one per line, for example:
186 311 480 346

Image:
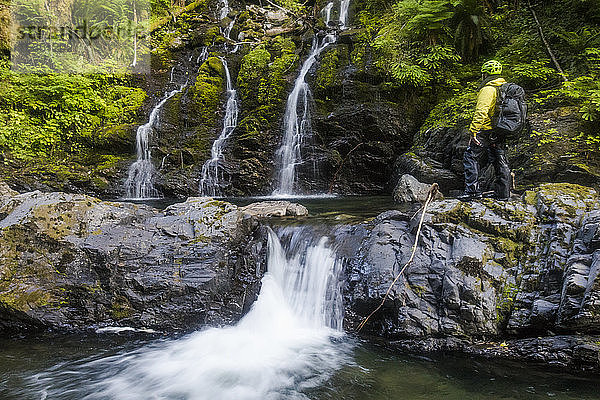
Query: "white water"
219 0 229 20
197 46 209 64
273 1 351 196
323 2 334 24
124 86 185 199
340 0 351 28
273 33 335 196
31 229 351 399
199 58 239 197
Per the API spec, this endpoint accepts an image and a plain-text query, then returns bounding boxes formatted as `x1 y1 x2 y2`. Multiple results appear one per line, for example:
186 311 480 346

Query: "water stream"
5 228 352 400
1 199 599 399
124 85 185 200
199 58 239 197
273 1 351 196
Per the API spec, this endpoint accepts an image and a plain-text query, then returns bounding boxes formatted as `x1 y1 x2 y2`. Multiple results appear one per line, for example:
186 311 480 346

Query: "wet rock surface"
0 190 267 333
342 183 600 371
2 182 600 372
240 201 309 217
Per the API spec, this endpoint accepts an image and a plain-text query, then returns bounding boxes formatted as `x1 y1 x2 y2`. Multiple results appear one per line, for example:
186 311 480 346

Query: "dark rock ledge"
342 182 600 372
2 181 599 372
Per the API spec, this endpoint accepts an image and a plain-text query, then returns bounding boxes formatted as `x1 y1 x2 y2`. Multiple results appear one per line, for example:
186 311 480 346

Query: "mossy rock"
314 46 350 100
189 57 226 128
88 124 137 153
526 183 599 220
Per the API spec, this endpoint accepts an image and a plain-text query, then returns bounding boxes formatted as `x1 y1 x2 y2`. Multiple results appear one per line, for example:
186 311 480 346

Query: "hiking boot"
483 192 511 201
457 192 482 201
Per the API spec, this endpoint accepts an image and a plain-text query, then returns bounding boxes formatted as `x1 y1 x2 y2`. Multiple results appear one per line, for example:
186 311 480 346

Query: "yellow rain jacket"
469 77 507 137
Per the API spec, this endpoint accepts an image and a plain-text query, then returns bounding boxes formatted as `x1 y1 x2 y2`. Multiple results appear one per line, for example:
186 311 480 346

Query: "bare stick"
357 183 439 332
527 0 568 81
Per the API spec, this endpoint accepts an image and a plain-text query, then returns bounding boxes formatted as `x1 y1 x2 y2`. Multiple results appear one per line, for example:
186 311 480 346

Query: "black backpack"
492 83 527 137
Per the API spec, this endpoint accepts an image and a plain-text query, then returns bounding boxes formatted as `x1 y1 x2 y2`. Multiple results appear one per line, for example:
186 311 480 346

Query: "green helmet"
481 60 502 75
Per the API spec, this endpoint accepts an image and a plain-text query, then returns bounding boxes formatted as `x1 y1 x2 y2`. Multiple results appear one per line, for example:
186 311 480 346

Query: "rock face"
343 183 600 370
0 190 267 333
394 108 600 194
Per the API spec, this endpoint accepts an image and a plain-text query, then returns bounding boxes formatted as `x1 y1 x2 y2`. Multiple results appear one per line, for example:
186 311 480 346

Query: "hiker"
458 60 511 201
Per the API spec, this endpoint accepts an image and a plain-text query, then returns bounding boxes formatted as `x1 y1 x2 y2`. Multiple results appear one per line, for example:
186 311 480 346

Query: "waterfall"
219 0 229 20
273 3 341 196
340 0 351 28
197 46 209 64
34 228 351 399
124 87 184 199
273 1 352 196
199 58 239 197
323 2 334 25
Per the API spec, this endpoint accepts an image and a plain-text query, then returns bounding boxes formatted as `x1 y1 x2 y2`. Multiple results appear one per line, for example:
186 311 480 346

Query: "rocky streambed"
1 180 599 372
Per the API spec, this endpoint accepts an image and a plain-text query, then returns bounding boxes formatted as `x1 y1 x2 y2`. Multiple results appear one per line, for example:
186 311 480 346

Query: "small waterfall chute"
199 57 239 197
124 85 186 200
32 228 352 399
273 0 352 196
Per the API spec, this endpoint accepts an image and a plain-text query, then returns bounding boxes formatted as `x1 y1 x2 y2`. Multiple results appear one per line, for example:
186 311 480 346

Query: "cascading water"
29 228 352 399
199 58 239 197
323 2 334 24
273 34 335 196
124 86 185 199
340 0 351 28
219 0 229 19
273 1 351 196
197 46 209 64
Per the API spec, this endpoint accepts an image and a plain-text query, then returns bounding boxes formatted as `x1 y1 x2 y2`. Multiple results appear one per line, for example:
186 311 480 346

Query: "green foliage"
189 56 225 128
0 67 146 160
509 60 557 88
419 86 478 134
363 0 490 88
391 0 455 44
237 37 298 112
272 0 305 13
533 48 600 126
316 48 343 96
11 0 150 74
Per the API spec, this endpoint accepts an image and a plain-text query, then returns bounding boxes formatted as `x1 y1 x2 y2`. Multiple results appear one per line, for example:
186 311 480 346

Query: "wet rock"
240 201 309 217
265 10 288 23
390 335 600 371
0 191 267 334
393 152 462 192
343 183 600 371
392 174 442 203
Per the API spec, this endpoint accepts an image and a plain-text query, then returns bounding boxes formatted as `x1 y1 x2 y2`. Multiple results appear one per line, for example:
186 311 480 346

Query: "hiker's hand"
470 133 481 146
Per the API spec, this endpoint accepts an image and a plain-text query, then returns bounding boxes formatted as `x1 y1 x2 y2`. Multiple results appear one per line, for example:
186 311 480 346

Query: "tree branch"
527 0 568 81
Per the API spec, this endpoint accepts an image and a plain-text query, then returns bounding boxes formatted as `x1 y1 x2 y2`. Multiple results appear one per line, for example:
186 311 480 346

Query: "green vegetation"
353 0 600 151
0 67 146 160
235 37 298 151
0 0 215 192
0 0 598 195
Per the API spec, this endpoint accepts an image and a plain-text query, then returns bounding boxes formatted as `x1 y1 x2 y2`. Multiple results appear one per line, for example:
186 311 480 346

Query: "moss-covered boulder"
0 190 266 333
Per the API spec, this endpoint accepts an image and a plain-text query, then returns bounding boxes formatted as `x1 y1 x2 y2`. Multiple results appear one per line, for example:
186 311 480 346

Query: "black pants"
463 130 511 198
